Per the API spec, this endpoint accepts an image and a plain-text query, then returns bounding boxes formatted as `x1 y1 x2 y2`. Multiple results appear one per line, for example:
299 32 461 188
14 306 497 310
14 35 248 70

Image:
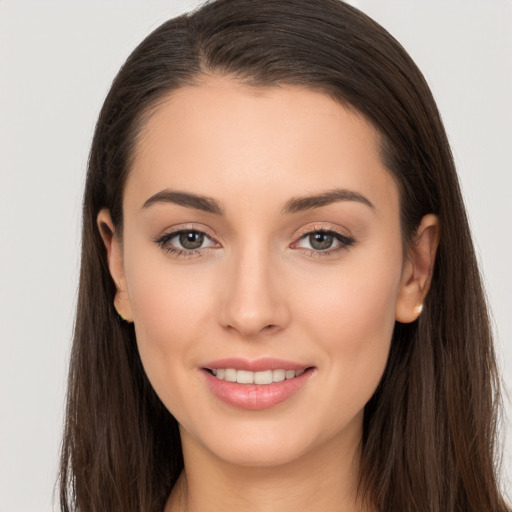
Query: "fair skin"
98 76 439 512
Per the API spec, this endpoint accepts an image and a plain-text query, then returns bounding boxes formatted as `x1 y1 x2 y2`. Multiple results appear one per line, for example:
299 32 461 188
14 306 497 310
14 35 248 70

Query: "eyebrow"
281 188 374 214
141 187 374 215
142 190 224 215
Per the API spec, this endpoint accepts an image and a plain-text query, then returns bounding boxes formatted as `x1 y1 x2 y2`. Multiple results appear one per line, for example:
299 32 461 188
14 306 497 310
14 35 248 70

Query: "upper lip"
202 357 311 372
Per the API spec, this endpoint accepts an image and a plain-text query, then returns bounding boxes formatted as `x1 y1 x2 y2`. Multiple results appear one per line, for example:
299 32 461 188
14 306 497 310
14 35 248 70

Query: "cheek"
123 249 216 403
126 239 215 335
300 247 400 316
293 243 403 389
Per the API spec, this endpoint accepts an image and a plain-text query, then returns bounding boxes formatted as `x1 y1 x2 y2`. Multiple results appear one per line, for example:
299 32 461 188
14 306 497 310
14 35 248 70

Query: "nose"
218 246 290 338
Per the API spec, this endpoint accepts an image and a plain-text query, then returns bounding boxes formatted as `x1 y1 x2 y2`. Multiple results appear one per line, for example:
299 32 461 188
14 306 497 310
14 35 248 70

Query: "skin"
98 76 439 512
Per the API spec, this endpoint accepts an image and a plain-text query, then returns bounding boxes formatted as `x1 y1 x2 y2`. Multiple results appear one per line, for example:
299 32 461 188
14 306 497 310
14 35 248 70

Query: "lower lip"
202 368 314 410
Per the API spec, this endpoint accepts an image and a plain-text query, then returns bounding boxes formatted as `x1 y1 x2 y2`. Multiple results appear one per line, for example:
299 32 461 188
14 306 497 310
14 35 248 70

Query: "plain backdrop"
0 1 511 510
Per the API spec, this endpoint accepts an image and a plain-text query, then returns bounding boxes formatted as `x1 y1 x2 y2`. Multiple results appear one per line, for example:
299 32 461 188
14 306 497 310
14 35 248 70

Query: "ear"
395 214 440 323
97 208 133 323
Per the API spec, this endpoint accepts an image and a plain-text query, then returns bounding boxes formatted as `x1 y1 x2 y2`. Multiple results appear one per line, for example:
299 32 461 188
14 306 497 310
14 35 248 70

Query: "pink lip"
202 357 309 372
201 362 315 410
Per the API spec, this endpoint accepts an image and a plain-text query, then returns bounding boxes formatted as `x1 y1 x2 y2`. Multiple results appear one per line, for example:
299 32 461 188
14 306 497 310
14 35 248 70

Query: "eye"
306 232 336 250
294 229 354 254
155 229 217 256
175 231 208 250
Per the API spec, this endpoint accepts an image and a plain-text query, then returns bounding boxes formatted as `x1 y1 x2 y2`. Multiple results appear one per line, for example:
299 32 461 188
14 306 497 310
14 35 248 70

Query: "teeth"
254 370 272 385
210 368 306 384
236 370 254 384
272 369 285 382
225 368 237 382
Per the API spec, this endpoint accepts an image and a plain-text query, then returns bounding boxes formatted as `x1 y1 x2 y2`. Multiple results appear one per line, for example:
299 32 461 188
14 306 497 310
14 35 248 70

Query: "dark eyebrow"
281 188 374 214
142 188 372 215
142 190 224 215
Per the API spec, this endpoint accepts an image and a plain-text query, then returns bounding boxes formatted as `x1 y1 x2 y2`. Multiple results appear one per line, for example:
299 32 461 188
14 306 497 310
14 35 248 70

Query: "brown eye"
179 231 205 250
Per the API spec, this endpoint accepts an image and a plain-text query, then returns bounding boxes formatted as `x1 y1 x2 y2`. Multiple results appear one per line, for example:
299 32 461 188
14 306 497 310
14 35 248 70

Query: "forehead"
125 76 398 217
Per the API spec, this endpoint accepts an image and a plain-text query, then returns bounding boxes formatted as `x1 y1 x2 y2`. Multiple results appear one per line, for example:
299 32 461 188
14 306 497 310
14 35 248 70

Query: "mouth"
201 360 315 410
205 367 309 384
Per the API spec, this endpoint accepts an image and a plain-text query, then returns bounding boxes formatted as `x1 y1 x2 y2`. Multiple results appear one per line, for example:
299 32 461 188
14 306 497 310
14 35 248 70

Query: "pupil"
179 231 204 249
310 232 333 250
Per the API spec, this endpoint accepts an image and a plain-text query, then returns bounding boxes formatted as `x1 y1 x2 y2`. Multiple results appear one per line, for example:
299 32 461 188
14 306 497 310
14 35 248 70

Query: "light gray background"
0 1 511 510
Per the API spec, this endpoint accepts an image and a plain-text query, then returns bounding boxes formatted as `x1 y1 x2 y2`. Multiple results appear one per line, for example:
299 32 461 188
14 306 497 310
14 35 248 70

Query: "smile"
202 361 315 410
209 368 305 384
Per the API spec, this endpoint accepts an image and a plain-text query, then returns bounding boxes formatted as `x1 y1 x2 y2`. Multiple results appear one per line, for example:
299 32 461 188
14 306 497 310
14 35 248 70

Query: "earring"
414 304 424 316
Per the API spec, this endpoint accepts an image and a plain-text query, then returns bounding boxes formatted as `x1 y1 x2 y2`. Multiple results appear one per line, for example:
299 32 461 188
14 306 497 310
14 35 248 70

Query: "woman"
59 0 510 511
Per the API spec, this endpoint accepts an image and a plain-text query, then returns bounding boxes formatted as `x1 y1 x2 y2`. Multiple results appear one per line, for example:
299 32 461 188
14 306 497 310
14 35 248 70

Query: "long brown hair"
59 1 509 511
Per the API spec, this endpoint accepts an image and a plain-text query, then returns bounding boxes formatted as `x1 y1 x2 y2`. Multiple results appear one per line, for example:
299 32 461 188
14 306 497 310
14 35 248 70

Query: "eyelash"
154 229 218 258
292 228 355 256
154 227 355 258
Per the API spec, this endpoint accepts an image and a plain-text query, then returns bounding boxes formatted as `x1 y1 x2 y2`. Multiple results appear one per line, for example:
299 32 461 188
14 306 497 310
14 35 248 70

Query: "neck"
165 425 373 512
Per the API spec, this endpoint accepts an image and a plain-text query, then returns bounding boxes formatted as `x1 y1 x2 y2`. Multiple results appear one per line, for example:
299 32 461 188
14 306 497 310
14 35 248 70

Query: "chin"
180 411 360 469
206 435 315 468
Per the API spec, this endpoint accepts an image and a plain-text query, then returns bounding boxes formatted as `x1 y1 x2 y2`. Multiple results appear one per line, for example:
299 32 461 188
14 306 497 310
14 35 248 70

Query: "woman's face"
101 76 433 467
